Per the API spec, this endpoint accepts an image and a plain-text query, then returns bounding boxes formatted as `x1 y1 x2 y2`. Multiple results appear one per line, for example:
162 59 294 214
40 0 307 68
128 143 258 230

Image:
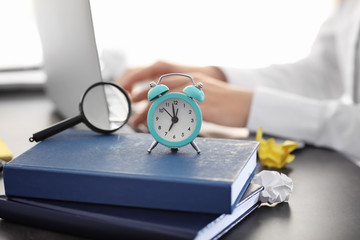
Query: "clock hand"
172 104 176 117
168 122 175 132
162 108 173 118
168 108 179 132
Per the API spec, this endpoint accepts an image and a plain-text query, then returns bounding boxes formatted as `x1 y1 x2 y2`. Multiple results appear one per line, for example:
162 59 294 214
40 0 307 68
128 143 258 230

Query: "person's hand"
116 60 227 93
126 71 253 128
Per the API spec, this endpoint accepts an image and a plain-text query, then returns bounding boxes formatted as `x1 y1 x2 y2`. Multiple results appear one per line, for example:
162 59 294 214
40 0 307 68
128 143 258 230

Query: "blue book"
0 184 263 240
4 129 259 214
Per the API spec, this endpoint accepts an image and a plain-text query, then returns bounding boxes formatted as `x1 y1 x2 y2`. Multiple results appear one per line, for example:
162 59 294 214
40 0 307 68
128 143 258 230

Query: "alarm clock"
147 73 204 153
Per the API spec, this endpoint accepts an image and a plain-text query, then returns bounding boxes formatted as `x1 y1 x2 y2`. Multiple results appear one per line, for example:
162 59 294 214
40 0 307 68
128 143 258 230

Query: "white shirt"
221 0 360 165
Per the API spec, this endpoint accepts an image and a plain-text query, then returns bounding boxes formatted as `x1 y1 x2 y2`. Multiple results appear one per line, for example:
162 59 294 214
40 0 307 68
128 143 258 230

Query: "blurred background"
0 0 335 72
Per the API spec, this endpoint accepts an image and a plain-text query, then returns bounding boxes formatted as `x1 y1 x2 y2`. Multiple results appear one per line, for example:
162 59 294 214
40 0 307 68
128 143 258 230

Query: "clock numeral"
191 118 194 123
159 108 164 113
188 127 191 131
156 116 159 121
183 103 186 108
165 102 170 107
189 110 192 114
173 100 178 105
158 125 161 130
164 132 168 136
181 132 184 137
173 135 176 139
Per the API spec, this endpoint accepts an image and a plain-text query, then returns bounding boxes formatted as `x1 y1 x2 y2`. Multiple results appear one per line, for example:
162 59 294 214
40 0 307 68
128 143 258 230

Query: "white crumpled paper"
251 170 293 204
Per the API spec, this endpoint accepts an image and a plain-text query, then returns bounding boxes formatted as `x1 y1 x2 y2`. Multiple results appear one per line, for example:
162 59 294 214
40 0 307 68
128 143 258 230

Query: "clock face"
147 92 202 148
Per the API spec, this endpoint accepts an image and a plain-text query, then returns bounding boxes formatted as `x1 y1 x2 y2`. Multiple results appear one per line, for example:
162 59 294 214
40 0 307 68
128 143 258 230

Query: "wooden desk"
1 91 359 240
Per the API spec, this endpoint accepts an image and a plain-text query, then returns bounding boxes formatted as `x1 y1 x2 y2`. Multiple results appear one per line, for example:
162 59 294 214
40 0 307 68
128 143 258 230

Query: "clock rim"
147 92 202 148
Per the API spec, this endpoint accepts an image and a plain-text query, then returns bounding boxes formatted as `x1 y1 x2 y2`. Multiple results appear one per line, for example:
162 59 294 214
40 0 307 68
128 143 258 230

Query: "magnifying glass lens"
81 83 131 132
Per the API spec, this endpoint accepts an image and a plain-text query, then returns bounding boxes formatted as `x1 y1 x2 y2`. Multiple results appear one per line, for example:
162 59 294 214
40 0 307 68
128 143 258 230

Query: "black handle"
29 115 83 142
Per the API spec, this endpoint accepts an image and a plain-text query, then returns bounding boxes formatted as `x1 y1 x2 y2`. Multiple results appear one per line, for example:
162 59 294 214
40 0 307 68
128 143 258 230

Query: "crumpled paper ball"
0 138 13 162
251 170 293 204
256 127 298 169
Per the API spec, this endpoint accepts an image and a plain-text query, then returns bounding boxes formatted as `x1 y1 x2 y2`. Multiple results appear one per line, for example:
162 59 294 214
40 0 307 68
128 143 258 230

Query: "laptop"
33 0 125 119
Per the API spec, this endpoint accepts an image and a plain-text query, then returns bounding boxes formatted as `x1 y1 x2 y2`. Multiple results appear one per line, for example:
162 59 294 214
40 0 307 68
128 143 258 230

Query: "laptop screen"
33 0 103 118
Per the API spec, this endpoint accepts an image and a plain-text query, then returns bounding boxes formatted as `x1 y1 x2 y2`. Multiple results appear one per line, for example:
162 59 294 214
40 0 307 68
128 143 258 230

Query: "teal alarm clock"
147 73 205 153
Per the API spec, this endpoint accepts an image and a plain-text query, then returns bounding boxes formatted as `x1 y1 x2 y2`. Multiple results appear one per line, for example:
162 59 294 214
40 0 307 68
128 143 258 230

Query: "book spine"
4 166 231 214
0 196 195 240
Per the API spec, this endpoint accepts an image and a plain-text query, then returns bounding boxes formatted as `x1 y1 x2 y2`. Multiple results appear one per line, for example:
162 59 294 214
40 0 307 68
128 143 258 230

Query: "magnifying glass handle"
29 115 83 142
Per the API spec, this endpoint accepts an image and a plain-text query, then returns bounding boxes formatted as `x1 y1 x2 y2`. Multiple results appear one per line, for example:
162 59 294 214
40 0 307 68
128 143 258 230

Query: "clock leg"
190 141 201 154
147 140 158 153
171 148 179 152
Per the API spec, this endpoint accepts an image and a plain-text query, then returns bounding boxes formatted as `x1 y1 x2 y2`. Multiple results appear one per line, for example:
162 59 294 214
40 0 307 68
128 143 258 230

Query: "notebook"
0 183 263 240
4 129 259 214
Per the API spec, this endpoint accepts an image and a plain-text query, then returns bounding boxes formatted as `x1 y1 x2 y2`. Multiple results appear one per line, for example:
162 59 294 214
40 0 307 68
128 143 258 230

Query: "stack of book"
0 129 262 239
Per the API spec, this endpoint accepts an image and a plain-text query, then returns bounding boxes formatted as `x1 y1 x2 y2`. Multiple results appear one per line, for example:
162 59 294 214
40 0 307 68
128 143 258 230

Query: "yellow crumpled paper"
0 137 13 162
256 127 297 169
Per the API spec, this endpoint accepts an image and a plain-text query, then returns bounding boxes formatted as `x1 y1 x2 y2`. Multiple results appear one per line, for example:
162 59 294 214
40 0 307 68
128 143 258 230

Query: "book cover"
4 129 259 214
0 184 263 240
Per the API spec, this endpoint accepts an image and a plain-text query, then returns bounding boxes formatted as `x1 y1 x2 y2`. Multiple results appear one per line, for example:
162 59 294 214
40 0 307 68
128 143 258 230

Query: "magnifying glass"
29 82 131 142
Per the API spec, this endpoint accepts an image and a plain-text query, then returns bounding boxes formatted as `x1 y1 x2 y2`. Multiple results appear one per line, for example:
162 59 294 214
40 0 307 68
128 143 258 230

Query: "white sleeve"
217 10 360 160
247 87 360 159
220 16 342 100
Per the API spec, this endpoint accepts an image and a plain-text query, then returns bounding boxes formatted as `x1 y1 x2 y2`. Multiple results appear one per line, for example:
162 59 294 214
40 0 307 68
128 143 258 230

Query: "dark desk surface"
1 91 359 240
